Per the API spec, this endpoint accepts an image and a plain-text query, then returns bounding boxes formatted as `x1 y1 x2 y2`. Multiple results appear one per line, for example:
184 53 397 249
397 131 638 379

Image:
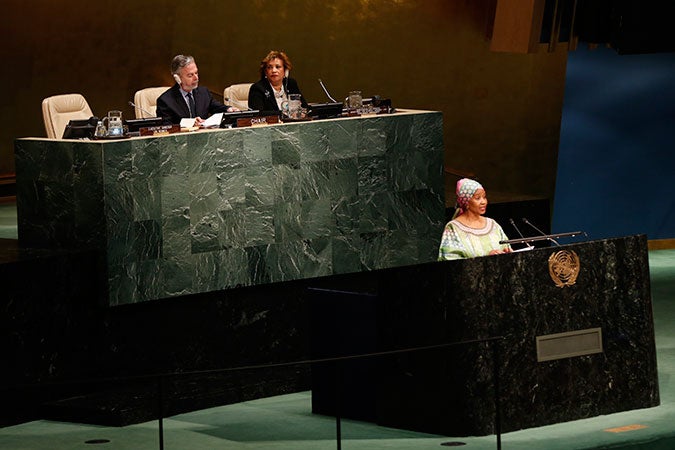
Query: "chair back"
133 87 169 118
41 93 94 139
224 83 253 111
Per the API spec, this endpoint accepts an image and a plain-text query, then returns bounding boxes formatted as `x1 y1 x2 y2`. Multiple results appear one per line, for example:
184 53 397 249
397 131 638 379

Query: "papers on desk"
179 113 223 130
201 113 223 128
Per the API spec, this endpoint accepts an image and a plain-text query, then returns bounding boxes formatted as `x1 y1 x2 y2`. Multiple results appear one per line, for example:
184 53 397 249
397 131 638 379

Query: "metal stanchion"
491 341 502 450
157 376 164 450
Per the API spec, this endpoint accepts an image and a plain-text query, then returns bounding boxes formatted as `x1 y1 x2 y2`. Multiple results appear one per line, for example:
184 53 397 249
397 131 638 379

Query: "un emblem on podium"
548 250 580 287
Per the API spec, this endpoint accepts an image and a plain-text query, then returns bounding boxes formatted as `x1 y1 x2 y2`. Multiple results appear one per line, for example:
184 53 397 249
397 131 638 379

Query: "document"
180 118 198 130
201 113 223 128
180 113 222 130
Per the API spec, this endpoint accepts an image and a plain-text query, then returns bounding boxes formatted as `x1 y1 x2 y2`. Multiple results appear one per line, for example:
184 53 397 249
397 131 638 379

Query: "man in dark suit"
156 54 235 125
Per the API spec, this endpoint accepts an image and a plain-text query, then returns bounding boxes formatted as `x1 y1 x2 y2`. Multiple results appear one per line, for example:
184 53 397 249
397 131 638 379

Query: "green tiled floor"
0 202 17 239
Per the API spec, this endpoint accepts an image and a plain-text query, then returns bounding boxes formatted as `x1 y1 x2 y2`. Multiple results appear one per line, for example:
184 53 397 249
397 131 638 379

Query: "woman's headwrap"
452 178 483 219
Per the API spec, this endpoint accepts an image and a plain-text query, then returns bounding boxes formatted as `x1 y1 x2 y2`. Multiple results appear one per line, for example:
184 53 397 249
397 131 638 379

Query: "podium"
310 234 659 435
14 110 445 306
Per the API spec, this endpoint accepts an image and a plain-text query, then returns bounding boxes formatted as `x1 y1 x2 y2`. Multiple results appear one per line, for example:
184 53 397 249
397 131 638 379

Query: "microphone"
128 101 154 118
509 218 534 250
284 69 290 96
318 78 338 103
522 218 559 246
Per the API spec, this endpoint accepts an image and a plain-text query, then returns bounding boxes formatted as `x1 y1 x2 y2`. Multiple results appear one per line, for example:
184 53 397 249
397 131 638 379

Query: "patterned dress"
438 217 511 260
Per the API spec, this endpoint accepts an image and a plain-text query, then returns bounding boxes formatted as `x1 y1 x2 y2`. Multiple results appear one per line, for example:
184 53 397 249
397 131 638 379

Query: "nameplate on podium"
237 115 280 128
140 125 180 136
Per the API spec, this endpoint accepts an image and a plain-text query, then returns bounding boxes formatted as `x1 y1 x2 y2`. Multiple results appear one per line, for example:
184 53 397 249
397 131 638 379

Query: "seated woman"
438 178 512 260
248 50 308 113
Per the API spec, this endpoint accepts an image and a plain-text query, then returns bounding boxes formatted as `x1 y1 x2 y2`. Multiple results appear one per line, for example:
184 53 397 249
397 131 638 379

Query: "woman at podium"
438 178 512 260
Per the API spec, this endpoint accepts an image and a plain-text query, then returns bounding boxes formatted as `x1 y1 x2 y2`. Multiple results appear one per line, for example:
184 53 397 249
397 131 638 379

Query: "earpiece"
173 74 182 85
285 69 289 78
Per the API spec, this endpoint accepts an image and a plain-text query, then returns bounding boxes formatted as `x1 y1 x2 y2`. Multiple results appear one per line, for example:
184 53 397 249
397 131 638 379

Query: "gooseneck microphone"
284 69 290 96
128 101 154 118
318 78 338 103
509 218 534 249
522 218 559 246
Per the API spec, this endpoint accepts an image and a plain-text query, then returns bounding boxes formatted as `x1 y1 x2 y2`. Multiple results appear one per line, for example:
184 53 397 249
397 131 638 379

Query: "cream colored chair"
223 83 253 110
41 93 94 139
133 87 169 118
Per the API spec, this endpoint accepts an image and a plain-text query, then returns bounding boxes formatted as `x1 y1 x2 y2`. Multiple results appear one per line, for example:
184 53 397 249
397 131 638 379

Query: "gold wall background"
0 0 568 202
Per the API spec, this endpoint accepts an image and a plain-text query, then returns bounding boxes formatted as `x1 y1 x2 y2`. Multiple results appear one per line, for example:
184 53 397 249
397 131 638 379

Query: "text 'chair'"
133 87 169 119
42 93 94 139
224 83 253 111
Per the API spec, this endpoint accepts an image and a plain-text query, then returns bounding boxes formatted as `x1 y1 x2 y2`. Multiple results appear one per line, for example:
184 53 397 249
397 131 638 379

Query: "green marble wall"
15 111 445 305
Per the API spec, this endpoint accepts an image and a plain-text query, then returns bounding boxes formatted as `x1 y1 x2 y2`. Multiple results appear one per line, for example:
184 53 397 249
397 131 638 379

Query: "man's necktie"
187 92 196 118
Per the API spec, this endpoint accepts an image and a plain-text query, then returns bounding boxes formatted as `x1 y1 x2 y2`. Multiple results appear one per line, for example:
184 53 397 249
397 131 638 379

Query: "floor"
1 201 674 449
0 201 15 239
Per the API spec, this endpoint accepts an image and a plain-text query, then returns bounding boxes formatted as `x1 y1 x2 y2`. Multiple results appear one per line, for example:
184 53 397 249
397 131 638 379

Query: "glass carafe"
104 110 124 136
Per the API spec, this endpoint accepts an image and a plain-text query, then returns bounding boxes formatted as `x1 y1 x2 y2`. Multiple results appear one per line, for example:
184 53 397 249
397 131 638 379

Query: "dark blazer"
156 84 228 125
248 77 308 113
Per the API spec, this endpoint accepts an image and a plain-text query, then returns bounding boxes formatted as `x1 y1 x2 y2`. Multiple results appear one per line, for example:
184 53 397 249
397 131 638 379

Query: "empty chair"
223 83 253 111
41 93 94 139
133 87 169 118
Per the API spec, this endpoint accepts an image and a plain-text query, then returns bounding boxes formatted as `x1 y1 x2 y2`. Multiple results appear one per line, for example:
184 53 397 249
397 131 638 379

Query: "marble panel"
15 111 444 305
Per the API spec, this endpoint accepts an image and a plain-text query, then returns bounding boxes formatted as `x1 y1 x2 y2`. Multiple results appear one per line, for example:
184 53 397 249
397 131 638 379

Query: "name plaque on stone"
236 115 280 127
140 124 180 136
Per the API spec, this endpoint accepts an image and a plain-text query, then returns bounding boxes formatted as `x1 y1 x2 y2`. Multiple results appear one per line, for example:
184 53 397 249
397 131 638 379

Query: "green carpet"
0 203 16 240
1 196 674 449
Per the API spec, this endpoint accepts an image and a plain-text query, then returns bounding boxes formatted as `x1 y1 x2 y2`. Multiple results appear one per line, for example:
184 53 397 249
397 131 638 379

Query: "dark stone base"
1 238 313 427
2 233 658 433
310 235 660 436
40 367 310 426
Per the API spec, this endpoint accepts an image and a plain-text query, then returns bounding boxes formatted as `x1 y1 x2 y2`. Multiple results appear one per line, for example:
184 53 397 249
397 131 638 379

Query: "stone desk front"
15 110 445 305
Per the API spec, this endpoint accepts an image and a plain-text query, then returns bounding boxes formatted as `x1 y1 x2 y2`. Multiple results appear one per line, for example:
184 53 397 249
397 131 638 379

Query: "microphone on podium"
509 218 534 250
318 78 338 103
522 218 559 246
128 101 155 118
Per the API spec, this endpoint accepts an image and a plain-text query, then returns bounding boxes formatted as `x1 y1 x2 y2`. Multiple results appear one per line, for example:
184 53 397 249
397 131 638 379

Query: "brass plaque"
237 115 280 128
140 124 180 136
536 327 603 362
548 249 580 287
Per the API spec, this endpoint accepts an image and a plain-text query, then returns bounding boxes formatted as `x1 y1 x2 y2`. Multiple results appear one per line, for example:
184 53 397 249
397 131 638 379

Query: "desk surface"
19 109 438 143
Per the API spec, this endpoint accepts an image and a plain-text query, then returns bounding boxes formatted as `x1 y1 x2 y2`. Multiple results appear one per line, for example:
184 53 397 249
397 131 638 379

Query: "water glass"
287 94 303 119
348 90 362 109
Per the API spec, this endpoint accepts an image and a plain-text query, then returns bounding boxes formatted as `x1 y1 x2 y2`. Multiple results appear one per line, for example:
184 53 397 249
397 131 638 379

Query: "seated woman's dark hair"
259 51 293 79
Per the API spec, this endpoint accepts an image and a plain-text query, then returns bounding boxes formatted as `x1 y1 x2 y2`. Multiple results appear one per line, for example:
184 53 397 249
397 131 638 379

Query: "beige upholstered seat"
41 93 94 139
133 87 169 118
223 83 253 111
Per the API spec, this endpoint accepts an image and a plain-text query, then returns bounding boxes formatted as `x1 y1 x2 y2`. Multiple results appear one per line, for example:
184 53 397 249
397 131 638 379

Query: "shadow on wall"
553 45 675 241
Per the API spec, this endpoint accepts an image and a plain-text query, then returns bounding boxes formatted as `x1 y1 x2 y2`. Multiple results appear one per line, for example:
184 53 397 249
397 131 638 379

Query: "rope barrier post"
335 358 342 450
157 375 164 450
491 339 502 450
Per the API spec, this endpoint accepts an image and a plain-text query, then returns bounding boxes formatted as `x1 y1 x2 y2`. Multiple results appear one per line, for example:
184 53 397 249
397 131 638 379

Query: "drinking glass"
287 94 302 119
348 91 362 109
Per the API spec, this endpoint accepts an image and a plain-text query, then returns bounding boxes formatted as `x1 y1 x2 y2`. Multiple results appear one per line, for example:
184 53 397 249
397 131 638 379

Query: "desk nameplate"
140 124 180 136
237 115 280 128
